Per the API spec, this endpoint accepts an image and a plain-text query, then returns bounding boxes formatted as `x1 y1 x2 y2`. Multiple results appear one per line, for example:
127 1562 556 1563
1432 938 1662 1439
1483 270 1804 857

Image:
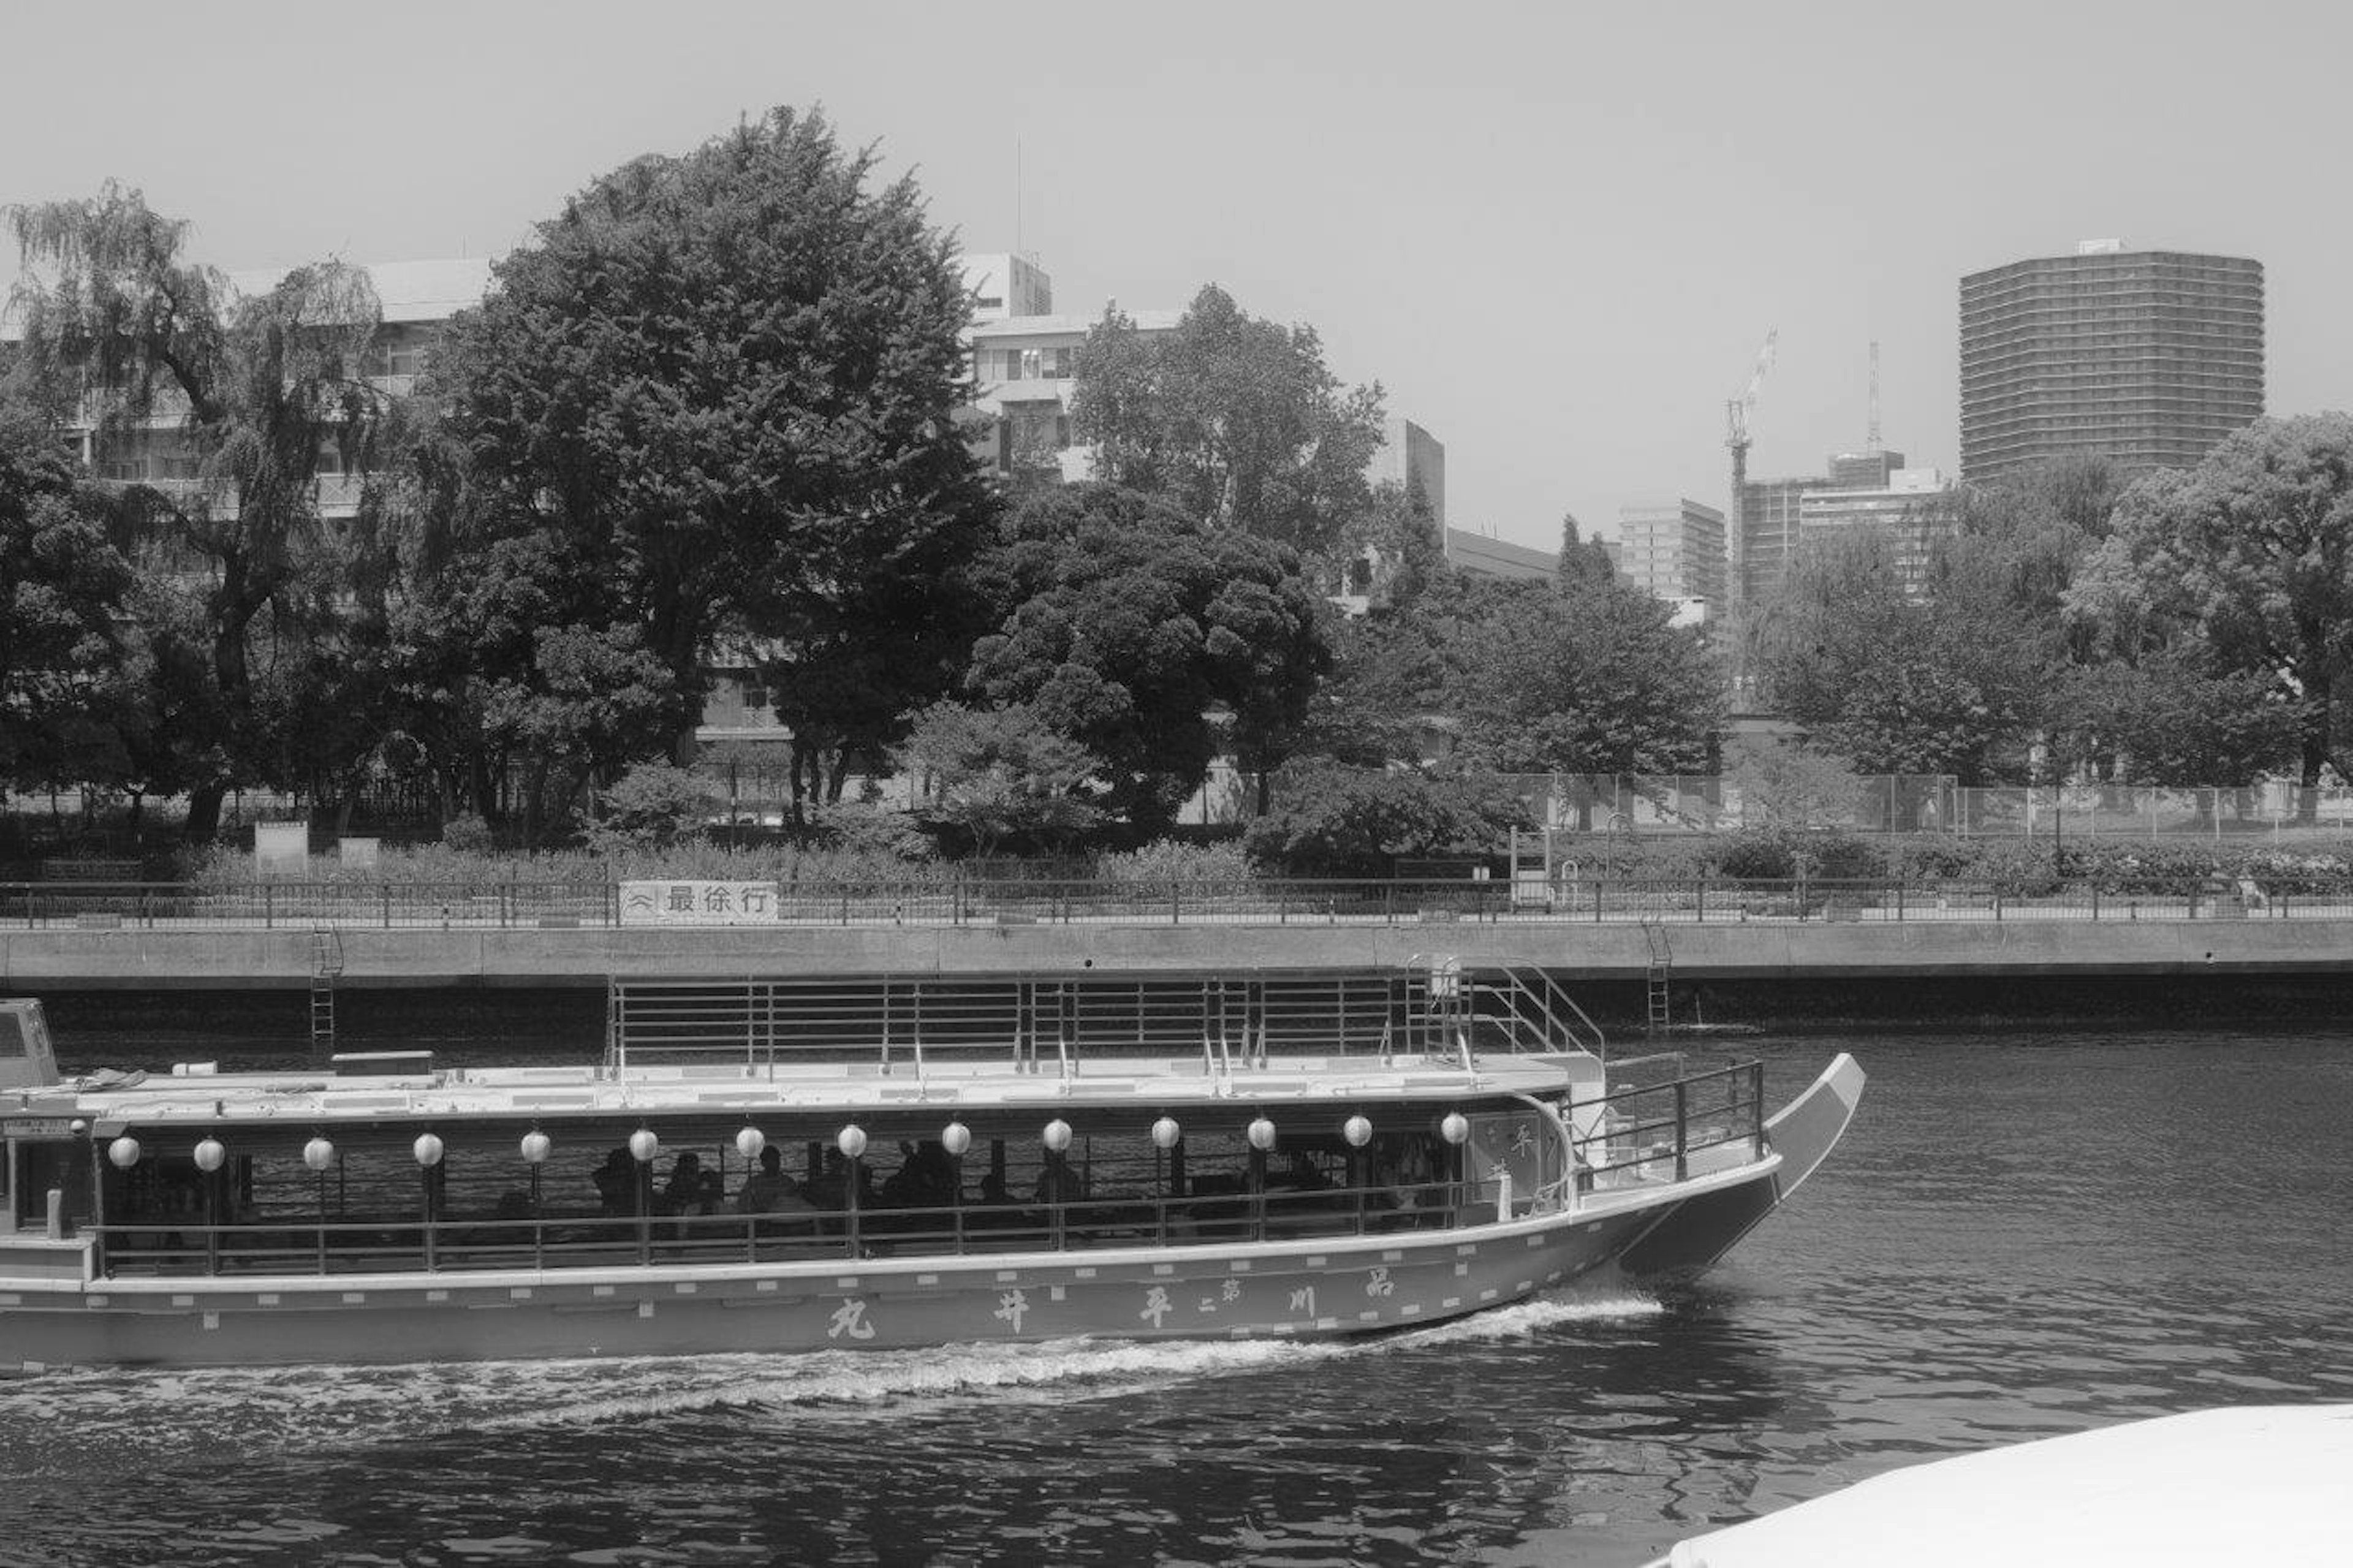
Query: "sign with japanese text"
618 880 781 925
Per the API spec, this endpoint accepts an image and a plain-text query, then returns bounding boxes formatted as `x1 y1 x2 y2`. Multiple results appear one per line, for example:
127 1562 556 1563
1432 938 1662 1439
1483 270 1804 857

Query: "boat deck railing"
1570 1061 1766 1186
89 1177 1507 1280
601 966 1599 1078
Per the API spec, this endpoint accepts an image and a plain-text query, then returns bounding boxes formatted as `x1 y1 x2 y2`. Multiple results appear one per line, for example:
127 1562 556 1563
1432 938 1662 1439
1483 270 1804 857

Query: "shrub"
1247 762 1533 878
441 814 495 854
579 764 724 857
1095 838 1255 884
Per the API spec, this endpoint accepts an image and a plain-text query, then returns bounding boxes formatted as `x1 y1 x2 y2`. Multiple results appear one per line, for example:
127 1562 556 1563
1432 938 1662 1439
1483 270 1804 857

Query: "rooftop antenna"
1015 137 1023 260
1868 339 1882 453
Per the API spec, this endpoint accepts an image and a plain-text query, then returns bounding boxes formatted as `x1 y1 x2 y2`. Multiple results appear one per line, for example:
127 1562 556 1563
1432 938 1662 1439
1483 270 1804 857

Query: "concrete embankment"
2 915 2349 990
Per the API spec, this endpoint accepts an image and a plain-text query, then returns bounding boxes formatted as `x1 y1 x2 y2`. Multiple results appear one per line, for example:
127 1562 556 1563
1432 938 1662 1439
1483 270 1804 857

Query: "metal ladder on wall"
1640 920 1672 1035
309 928 344 1058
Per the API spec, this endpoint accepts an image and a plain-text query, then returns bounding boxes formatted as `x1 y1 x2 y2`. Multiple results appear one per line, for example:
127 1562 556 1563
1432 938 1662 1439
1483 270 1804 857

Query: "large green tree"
7 183 393 838
1070 285 1384 560
2068 415 2353 797
893 700 1102 857
428 107 994 773
0 404 140 793
966 484 1328 835
1748 524 2049 783
1442 575 1720 776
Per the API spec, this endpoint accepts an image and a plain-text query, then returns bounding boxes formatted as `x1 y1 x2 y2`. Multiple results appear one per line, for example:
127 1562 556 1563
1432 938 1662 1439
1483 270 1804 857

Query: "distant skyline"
4 0 2347 550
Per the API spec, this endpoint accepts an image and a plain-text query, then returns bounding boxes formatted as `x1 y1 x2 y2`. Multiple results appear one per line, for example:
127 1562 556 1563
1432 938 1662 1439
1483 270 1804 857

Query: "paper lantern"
303 1137 336 1172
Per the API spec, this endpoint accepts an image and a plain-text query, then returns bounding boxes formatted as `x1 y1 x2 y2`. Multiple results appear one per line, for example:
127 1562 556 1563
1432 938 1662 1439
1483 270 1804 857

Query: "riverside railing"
8 876 2353 930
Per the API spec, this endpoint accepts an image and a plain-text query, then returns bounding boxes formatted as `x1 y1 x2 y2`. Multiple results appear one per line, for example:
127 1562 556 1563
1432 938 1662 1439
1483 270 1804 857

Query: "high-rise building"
1616 498 1726 608
1959 241 2264 485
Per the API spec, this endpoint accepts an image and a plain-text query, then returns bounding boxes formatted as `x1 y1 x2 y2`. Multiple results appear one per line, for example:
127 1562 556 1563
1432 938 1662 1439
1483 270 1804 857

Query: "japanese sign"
618 880 781 925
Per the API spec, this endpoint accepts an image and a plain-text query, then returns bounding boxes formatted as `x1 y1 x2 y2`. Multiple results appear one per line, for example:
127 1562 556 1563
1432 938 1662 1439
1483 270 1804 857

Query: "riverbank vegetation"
6 104 2353 876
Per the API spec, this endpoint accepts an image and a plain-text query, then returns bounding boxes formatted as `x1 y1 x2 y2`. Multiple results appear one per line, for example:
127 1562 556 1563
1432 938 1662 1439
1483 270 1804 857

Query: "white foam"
6 1279 1664 1450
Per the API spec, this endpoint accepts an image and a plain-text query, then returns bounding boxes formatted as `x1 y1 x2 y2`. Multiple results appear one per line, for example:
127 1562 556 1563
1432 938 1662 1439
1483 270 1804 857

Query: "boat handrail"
1455 964 1607 1060
1566 1059 1767 1183
85 1173 1519 1282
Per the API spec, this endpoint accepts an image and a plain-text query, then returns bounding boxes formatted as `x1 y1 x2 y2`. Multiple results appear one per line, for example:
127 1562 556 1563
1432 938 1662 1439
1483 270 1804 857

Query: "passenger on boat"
1034 1153 1087 1208
735 1146 796 1213
804 1148 877 1214
591 1148 636 1216
1379 1140 1437 1227
1276 1151 1335 1191
881 1140 957 1210
660 1153 718 1217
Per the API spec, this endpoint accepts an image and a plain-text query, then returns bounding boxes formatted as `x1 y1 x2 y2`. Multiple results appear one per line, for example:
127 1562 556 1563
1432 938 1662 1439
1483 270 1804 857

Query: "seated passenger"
661 1152 714 1217
735 1146 797 1214
1276 1151 1334 1191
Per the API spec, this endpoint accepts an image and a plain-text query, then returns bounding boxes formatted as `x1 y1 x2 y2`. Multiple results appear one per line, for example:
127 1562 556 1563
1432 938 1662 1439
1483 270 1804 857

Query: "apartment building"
1959 241 2264 485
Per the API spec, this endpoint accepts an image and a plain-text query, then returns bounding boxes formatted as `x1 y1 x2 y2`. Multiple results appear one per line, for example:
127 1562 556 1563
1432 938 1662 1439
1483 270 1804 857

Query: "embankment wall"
2 917 2347 990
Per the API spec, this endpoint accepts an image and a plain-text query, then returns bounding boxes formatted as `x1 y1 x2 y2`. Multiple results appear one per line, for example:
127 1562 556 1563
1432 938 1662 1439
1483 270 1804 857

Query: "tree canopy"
893 700 1102 857
0 405 140 792
428 107 995 778
1440 575 1720 776
1070 284 1384 561
2068 414 2353 790
966 483 1328 836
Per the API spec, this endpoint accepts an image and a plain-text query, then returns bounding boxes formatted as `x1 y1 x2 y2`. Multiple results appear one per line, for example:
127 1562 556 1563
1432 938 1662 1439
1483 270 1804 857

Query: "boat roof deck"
36 1051 1595 1129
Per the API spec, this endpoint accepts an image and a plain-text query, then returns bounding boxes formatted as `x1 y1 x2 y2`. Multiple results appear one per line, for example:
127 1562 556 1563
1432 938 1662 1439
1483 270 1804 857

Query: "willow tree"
7 183 389 839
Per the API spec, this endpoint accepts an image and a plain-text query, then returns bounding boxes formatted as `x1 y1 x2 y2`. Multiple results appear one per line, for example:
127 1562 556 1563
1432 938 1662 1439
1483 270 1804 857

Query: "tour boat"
0 962 1863 1370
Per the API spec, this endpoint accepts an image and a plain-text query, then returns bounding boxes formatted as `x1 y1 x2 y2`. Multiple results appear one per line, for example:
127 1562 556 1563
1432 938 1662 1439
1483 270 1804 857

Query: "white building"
1616 498 1727 610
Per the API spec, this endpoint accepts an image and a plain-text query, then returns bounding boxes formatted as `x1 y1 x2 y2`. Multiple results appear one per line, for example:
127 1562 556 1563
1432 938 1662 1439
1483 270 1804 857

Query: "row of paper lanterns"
105 1112 1472 1173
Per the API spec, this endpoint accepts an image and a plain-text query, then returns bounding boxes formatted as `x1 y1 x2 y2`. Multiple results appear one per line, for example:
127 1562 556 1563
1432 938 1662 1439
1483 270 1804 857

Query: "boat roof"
20 1052 1596 1134
1661 1404 2353 1567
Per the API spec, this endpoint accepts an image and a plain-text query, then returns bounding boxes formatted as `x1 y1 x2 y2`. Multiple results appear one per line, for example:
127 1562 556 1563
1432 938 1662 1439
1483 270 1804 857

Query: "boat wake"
2 1281 1662 1464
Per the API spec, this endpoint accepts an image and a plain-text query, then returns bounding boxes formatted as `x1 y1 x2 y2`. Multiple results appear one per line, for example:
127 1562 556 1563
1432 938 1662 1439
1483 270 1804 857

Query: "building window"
974 295 1003 311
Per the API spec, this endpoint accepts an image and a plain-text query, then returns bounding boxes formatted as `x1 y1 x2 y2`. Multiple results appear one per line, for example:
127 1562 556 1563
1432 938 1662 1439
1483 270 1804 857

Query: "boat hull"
2 1196 1697 1371
1619 1053 1864 1279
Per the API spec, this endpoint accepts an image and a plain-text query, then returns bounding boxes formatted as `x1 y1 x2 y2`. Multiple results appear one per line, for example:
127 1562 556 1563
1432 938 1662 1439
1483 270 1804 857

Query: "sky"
4 0 2350 551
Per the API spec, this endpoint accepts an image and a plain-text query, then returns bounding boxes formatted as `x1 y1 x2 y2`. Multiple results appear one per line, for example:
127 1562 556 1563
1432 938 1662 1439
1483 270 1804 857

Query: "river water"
2 1016 2349 1566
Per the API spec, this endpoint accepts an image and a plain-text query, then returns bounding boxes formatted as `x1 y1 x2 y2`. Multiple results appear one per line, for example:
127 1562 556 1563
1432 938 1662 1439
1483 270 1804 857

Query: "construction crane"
1724 328 1777 616
1868 338 1882 453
